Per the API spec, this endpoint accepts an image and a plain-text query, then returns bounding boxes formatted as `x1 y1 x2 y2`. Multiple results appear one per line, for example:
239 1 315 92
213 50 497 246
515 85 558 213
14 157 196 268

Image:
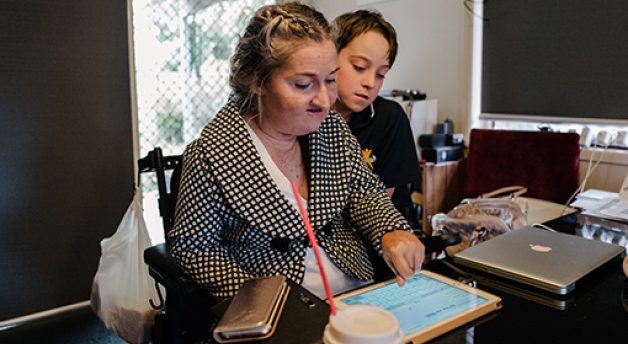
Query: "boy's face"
335 31 391 115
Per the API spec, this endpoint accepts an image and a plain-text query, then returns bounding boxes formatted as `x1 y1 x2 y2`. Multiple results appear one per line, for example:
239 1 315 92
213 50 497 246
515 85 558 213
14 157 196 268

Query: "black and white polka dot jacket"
169 101 411 299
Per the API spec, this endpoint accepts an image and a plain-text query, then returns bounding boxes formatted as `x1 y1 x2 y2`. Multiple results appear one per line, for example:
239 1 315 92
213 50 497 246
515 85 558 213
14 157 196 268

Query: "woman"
331 10 421 228
169 2 424 300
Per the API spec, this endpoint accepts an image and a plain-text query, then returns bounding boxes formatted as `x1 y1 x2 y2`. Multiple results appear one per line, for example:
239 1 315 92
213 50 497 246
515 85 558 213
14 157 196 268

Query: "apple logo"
529 244 552 252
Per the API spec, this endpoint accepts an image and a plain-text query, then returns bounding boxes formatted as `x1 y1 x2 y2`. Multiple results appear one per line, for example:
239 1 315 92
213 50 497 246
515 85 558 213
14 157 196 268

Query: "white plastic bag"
90 188 160 344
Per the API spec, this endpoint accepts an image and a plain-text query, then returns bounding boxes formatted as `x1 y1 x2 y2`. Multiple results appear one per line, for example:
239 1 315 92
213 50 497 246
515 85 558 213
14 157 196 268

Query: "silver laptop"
452 225 624 295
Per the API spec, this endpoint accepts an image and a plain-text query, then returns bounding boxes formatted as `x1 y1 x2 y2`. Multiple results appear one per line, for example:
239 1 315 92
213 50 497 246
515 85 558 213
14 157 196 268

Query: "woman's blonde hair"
229 2 331 117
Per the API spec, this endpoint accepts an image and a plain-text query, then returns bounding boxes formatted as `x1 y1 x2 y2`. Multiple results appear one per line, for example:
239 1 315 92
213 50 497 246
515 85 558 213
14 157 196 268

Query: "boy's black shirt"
347 96 421 227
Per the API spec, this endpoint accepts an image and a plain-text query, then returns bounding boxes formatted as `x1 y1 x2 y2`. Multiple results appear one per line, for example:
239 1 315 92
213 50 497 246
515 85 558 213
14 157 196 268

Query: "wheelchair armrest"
145 243 219 343
144 243 210 299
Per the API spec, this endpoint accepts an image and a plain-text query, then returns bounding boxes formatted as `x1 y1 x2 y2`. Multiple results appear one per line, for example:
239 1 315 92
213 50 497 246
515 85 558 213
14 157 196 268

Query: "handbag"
431 186 528 255
90 188 160 344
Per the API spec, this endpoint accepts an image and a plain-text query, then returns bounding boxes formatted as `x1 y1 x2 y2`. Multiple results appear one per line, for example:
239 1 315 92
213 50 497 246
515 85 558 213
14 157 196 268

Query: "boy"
332 10 421 228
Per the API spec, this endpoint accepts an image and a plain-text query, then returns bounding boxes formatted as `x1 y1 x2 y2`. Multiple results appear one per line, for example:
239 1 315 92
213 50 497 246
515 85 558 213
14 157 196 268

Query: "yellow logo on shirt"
362 148 376 170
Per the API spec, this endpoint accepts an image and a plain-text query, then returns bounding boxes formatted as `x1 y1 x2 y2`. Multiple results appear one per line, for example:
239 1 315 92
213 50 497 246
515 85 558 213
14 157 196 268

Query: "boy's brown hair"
331 10 398 67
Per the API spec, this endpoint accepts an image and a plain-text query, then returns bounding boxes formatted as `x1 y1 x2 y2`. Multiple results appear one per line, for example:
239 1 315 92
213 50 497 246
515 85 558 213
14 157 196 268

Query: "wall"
312 0 628 195
312 0 472 134
0 0 134 320
580 149 628 193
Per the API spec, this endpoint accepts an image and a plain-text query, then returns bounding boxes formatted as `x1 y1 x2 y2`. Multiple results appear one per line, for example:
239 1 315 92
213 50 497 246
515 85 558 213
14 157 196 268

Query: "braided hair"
229 2 331 117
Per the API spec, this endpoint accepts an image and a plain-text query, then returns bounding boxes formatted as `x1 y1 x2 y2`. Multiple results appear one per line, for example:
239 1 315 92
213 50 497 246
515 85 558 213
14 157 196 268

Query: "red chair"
463 129 580 204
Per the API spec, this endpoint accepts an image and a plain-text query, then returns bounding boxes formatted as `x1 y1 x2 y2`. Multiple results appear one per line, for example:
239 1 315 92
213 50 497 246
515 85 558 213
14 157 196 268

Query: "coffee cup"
322 304 403 344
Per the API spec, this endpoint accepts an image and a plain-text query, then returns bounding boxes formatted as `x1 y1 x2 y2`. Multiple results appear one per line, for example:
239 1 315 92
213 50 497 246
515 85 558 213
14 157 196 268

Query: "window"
479 0 628 125
469 1 628 145
131 0 274 242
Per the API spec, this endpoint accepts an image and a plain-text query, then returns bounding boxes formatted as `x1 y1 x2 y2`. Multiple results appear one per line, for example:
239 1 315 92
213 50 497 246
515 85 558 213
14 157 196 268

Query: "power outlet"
579 127 593 147
593 130 612 147
612 131 628 148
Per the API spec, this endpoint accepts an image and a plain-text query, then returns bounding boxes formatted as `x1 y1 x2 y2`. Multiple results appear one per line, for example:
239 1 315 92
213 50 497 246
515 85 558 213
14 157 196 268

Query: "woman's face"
335 31 391 115
257 40 338 137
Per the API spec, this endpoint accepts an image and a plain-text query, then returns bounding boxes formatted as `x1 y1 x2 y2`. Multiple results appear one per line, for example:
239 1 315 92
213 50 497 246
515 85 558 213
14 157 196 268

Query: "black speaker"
421 145 464 163
418 134 447 148
419 133 465 148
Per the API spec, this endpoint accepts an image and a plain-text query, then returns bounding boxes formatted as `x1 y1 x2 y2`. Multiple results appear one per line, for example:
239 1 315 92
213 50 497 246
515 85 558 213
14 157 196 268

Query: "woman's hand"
381 230 425 287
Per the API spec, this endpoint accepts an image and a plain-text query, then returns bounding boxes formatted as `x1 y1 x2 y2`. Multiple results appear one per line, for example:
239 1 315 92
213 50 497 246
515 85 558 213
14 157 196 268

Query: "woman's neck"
248 116 308 198
248 116 298 152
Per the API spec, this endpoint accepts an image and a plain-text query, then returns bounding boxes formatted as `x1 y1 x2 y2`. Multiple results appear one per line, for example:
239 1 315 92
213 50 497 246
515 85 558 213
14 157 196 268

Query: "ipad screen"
338 271 492 336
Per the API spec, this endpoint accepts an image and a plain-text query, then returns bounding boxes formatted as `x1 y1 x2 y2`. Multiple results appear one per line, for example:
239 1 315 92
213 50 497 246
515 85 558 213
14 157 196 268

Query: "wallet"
213 275 290 343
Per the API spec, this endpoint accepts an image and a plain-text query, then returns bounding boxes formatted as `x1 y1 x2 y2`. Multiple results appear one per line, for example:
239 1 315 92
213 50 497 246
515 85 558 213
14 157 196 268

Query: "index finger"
388 252 415 280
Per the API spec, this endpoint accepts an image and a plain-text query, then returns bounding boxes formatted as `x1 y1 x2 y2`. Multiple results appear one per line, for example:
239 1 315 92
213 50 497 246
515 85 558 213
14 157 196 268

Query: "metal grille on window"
131 0 274 242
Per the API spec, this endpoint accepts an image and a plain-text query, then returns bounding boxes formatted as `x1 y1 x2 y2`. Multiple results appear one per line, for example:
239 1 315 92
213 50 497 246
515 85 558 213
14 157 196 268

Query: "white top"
246 121 369 299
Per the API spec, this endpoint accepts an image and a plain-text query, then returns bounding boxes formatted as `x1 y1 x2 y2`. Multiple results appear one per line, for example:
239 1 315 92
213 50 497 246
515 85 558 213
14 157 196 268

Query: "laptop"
452 225 624 295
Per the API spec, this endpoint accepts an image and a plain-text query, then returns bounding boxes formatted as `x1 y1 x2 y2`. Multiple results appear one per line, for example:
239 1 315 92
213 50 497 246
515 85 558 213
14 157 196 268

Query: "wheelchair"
138 147 460 344
139 147 217 343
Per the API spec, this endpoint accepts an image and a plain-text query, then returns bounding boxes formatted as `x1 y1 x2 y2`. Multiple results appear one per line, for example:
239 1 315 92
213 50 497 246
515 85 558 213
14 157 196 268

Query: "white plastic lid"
323 304 403 344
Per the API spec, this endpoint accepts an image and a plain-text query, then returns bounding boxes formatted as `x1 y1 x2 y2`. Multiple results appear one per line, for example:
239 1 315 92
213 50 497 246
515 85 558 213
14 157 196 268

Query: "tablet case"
213 276 289 343
335 270 501 343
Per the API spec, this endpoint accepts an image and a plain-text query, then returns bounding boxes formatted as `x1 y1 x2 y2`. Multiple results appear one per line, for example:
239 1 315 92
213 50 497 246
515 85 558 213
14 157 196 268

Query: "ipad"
335 270 501 343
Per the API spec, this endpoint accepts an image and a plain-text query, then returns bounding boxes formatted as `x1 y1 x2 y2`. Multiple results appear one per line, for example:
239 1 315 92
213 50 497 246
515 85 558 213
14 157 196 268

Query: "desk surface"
426 212 628 343
425 259 627 343
211 213 627 343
